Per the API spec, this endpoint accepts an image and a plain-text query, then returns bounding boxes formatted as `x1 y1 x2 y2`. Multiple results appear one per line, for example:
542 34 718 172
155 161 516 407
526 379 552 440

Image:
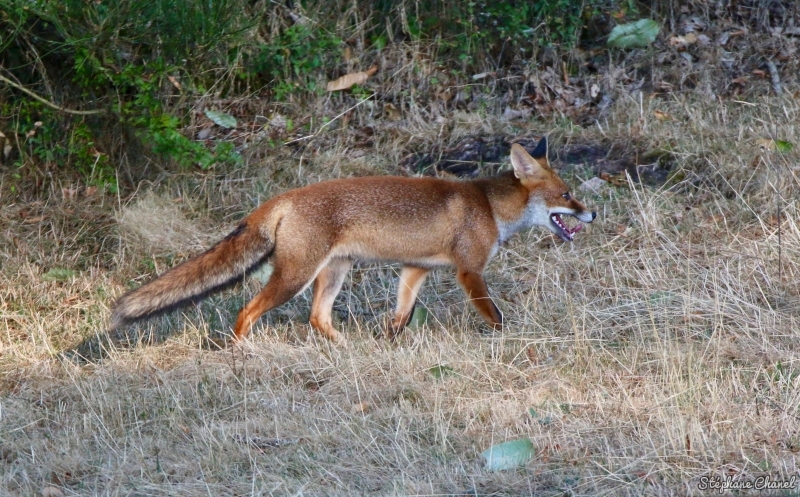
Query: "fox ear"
530 136 548 161
510 143 548 180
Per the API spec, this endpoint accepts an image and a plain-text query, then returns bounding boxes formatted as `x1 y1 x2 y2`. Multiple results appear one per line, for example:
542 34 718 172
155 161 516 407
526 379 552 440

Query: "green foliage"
371 0 620 64
247 23 340 100
607 18 660 48
1 0 253 188
774 140 794 153
0 0 640 191
427 364 454 379
4 100 116 189
204 110 237 129
45 0 253 71
481 438 534 471
42 267 79 282
69 122 116 191
12 102 64 166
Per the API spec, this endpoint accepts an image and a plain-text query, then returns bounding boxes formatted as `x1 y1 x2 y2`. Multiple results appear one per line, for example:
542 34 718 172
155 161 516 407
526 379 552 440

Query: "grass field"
2 84 800 495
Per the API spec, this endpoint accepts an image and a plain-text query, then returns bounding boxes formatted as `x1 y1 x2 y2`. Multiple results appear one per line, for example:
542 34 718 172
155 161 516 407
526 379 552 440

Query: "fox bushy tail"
110 222 274 329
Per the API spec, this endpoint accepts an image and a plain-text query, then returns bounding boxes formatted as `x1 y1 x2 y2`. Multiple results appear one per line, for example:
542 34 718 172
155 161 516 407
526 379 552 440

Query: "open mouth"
550 213 584 241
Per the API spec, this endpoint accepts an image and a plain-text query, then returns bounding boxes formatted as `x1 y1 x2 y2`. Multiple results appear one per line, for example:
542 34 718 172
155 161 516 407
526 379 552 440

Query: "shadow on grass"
400 134 674 187
60 312 234 365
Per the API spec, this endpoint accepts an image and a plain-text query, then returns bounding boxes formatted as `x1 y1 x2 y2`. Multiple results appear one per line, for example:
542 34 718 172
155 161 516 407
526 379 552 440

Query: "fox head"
510 138 596 242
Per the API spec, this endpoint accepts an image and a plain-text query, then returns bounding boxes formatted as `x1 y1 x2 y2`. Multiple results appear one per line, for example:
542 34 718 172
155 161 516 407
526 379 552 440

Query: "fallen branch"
0 72 104 116
284 94 373 145
765 59 782 96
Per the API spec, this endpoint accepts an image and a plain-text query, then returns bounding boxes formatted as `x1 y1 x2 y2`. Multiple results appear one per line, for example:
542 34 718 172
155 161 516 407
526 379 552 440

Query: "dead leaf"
343 45 352 62
167 75 182 91
384 103 401 120
683 311 704 323
578 177 608 193
656 81 674 92
503 107 531 120
653 110 672 120
353 126 374 147
590 84 600 99
680 15 706 34
671 32 699 48
525 347 538 364
268 114 287 130
609 175 628 186
436 87 453 102
326 65 378 91
42 486 64 497
351 402 370 414
600 171 629 186
757 138 776 151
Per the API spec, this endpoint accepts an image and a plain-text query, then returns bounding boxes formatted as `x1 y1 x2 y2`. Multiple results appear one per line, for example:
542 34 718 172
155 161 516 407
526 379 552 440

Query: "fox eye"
562 192 571 200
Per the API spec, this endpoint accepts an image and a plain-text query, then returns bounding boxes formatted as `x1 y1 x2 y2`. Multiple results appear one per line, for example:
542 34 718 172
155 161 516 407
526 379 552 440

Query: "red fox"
111 137 596 342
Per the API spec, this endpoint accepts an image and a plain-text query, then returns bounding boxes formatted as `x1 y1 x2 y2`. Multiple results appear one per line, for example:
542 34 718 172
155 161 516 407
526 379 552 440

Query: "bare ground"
2 89 800 496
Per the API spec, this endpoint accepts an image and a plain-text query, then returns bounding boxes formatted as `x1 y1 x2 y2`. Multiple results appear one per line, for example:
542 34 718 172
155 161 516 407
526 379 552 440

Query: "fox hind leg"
233 265 316 341
309 258 352 342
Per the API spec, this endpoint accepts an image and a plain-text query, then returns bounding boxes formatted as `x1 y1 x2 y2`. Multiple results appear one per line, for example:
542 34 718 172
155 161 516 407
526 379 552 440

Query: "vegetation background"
1 0 800 495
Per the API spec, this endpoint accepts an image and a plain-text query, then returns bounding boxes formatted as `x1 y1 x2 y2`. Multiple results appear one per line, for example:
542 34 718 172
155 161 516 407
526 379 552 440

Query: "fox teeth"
550 213 583 239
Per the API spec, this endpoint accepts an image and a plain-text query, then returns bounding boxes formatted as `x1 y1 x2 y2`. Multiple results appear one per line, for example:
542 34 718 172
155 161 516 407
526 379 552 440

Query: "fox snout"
578 210 597 223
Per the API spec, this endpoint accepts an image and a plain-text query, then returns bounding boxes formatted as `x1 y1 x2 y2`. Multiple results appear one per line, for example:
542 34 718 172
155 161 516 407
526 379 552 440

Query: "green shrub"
0 0 256 187
0 0 628 191
247 23 341 100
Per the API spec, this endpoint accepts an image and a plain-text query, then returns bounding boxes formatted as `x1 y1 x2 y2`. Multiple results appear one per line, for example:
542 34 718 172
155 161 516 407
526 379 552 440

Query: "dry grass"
2 90 800 496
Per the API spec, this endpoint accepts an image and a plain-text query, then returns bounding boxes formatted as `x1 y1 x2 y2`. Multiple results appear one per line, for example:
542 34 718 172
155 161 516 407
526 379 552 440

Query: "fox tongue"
553 213 583 235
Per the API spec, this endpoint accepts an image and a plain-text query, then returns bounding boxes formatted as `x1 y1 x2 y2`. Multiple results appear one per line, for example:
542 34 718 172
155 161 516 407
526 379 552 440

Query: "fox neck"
474 171 543 243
